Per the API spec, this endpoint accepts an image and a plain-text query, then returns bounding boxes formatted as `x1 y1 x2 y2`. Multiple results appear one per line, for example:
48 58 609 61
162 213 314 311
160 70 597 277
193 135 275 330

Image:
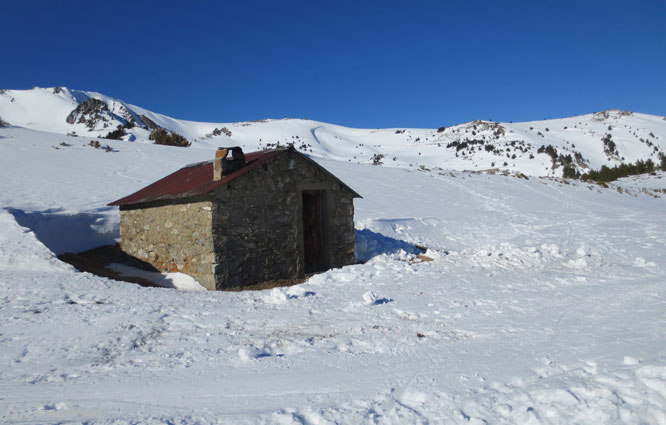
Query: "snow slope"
1 86 665 178
1 115 666 424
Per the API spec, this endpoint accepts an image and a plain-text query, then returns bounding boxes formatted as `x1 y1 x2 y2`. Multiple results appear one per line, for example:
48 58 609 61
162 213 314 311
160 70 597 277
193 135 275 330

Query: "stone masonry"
112 147 359 290
118 200 217 290
210 150 356 289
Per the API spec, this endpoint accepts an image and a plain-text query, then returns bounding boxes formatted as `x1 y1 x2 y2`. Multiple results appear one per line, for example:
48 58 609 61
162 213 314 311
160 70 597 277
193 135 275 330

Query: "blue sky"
2 0 665 128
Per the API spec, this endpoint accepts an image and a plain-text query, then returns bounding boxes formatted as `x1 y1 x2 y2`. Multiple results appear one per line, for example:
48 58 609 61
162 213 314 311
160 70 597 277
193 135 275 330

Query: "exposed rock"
115 103 137 127
466 120 505 135
372 153 385 165
592 110 633 122
139 114 159 130
66 98 110 129
205 127 232 138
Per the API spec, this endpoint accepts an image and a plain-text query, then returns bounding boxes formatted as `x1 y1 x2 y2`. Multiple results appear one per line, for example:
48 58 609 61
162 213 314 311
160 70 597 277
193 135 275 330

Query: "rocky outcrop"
66 98 110 129
66 97 139 131
139 114 160 130
205 127 232 138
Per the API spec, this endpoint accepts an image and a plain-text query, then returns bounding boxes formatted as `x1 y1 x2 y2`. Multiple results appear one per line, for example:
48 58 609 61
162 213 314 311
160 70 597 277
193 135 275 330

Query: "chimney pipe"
213 147 246 180
213 148 228 181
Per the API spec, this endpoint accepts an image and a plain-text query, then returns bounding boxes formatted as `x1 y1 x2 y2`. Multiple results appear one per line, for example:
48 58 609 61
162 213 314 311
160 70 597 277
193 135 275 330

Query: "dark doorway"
302 190 327 274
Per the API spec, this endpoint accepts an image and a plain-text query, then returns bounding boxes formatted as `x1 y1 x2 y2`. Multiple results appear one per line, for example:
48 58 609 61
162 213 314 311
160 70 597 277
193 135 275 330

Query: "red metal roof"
108 149 285 206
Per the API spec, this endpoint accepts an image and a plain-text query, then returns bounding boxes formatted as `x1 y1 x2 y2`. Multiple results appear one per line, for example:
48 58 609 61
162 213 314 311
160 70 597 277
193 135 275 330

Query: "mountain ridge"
1 86 665 177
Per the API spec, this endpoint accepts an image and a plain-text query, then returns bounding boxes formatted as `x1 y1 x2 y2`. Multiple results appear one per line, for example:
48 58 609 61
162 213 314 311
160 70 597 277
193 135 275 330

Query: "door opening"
302 190 327 274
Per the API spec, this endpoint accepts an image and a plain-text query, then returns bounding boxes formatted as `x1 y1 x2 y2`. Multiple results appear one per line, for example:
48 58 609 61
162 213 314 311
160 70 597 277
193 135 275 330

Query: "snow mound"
107 263 206 291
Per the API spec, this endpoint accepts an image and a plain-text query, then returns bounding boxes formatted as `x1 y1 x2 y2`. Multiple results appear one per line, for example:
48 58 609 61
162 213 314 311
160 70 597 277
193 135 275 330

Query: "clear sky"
2 0 665 128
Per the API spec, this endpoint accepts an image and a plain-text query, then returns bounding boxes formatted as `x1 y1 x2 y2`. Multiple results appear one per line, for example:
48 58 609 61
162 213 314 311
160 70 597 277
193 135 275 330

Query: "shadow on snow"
6 207 118 255
354 228 424 263
6 208 422 267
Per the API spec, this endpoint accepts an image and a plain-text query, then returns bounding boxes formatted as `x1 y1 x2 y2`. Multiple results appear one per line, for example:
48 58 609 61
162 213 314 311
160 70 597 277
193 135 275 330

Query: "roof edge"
107 147 361 207
289 148 362 199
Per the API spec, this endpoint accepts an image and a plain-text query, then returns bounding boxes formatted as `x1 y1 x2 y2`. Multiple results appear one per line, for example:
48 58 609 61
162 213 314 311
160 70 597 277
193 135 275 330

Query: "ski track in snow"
1 110 666 423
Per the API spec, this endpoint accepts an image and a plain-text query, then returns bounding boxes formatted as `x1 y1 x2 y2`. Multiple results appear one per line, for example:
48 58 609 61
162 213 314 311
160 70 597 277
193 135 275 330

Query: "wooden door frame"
297 186 335 276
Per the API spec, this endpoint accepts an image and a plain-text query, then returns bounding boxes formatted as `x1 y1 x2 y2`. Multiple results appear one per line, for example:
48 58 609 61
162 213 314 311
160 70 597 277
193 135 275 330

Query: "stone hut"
108 147 361 290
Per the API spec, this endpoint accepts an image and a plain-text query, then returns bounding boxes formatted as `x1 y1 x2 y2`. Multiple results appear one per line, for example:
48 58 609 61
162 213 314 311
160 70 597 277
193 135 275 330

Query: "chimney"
213 148 228 181
213 147 246 180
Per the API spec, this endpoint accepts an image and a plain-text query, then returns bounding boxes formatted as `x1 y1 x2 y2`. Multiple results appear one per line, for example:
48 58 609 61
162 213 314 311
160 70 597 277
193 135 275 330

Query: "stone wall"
118 201 217 290
211 150 357 289
329 192 356 268
211 153 300 288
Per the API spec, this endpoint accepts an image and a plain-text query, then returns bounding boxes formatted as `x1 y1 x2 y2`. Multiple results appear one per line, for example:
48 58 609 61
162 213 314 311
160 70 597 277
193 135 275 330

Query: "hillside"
0 88 665 424
1 86 665 178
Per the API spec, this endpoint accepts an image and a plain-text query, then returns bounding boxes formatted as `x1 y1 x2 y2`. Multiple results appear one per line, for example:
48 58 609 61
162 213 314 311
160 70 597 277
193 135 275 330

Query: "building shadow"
354 228 425 263
58 244 162 288
7 207 118 255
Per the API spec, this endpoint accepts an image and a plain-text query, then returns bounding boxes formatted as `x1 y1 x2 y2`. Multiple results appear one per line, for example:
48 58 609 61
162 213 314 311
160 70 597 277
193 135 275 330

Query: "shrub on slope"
581 156 665 183
104 125 127 140
149 128 191 147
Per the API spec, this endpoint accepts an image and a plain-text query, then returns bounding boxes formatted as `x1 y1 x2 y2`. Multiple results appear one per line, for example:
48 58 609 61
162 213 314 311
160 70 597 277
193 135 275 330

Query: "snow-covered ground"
1 96 666 423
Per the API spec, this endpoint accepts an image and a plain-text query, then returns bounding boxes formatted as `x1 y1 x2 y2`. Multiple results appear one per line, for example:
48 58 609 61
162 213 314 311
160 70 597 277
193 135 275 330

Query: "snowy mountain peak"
1 86 664 177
